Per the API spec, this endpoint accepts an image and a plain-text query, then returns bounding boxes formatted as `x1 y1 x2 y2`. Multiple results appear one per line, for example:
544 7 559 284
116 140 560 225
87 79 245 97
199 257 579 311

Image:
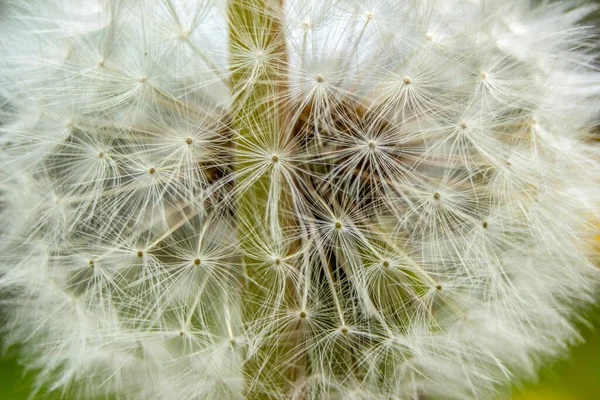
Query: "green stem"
228 1 301 398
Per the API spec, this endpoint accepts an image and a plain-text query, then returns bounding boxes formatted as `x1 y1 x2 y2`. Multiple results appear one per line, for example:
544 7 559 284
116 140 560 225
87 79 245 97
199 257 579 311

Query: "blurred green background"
1 308 599 399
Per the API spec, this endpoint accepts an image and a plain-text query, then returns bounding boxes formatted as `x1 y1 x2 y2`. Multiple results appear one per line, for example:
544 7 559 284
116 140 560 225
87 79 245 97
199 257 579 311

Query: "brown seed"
194 258 201 266
148 167 155 174
299 311 307 319
137 251 143 258
271 155 279 163
185 137 193 145
482 221 489 229
433 192 441 200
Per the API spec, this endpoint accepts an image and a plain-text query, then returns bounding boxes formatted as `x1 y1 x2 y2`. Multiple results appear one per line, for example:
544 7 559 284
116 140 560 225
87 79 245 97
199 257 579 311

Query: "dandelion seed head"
0 0 598 399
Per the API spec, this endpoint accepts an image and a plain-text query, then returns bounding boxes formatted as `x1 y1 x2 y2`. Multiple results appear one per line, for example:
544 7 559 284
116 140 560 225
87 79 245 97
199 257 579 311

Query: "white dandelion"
0 0 599 399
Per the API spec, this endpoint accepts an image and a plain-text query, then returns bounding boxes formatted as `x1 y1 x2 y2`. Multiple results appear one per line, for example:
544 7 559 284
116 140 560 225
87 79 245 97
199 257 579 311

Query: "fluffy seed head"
0 1 599 399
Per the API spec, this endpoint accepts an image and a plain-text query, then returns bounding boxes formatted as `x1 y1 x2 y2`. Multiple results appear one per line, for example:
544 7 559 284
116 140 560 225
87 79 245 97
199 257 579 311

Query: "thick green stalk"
228 1 300 398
